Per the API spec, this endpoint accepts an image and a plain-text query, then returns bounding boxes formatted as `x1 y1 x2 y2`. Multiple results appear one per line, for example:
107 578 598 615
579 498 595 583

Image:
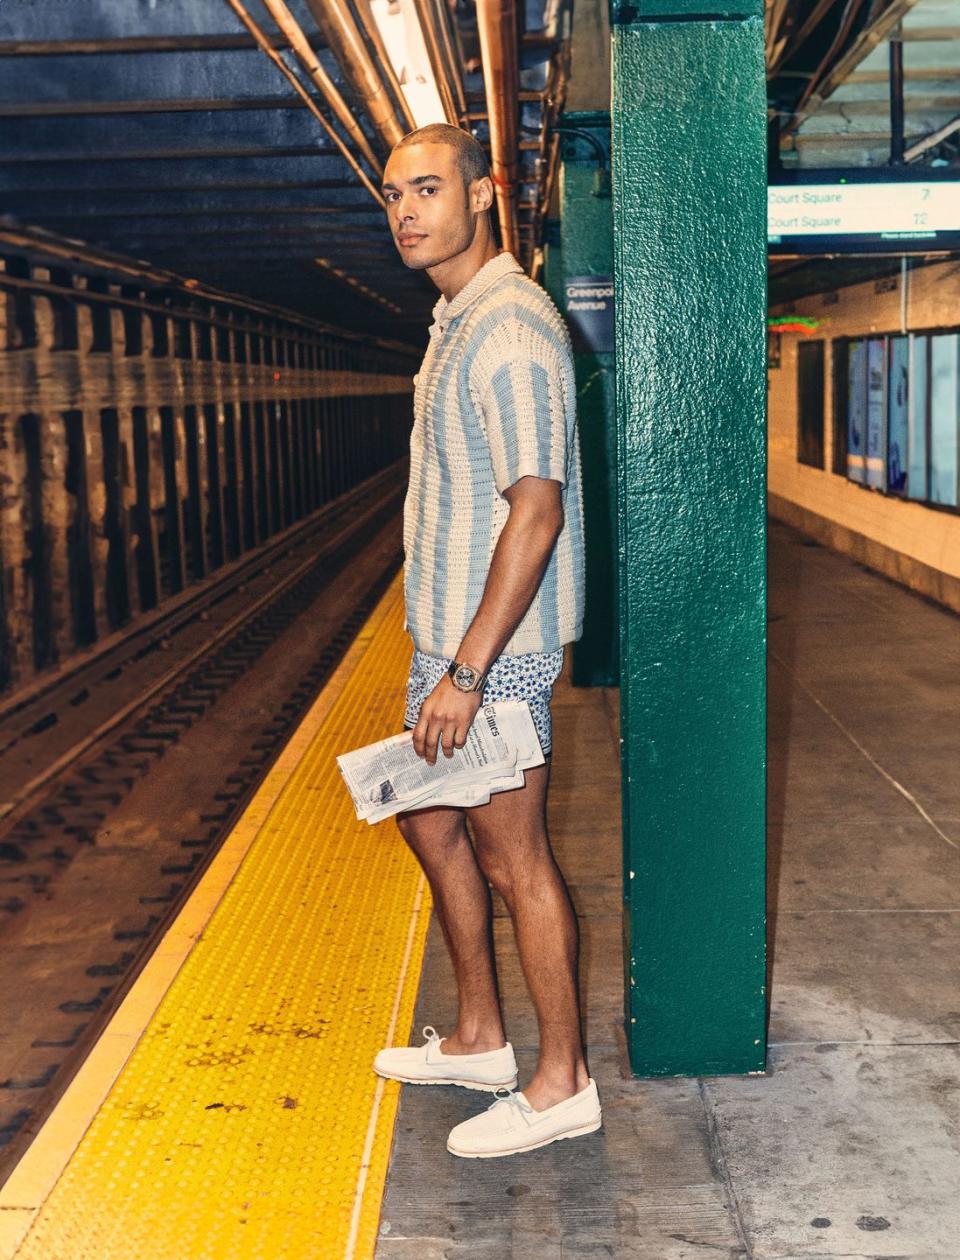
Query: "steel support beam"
0 34 326 56
611 0 767 1076
890 34 905 164
0 97 320 118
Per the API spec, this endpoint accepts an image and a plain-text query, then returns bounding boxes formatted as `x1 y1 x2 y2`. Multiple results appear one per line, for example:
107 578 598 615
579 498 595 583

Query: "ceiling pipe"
411 0 462 125
904 112 960 163
254 0 383 174
305 0 407 150
223 0 385 205
351 0 418 133
475 0 521 257
430 0 468 120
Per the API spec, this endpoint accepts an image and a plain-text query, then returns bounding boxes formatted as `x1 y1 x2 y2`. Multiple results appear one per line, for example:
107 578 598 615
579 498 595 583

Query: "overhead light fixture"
369 0 447 129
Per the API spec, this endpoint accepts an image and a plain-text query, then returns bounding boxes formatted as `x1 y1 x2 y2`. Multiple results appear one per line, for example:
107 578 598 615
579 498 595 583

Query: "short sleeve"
478 354 570 496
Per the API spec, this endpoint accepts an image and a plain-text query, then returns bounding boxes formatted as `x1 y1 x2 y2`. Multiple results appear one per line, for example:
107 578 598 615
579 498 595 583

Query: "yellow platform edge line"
0 575 427 1259
345 872 427 1260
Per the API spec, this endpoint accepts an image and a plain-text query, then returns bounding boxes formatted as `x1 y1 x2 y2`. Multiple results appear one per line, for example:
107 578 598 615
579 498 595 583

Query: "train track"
0 462 408 826
0 466 406 1182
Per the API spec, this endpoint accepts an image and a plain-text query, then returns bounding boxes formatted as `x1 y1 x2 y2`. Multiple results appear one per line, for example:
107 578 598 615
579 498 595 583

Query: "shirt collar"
430 251 523 334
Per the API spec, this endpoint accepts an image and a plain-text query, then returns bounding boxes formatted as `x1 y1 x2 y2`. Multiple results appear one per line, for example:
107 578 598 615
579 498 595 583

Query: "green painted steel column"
559 113 619 687
611 0 768 1075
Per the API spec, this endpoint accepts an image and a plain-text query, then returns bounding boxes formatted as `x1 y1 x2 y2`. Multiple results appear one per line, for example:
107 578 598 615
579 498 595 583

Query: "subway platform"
1 517 958 1259
377 518 960 1259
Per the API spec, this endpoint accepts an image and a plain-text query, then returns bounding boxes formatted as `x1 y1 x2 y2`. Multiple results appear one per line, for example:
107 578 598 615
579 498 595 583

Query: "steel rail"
0 492 405 1186
0 465 407 826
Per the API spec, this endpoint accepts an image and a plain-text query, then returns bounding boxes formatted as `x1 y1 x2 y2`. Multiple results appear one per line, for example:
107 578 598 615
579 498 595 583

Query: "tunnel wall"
768 258 960 614
0 231 415 696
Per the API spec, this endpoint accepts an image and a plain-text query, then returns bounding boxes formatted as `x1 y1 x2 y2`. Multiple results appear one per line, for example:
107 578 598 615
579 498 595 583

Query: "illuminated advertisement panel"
847 340 867 484
866 338 886 489
887 336 909 495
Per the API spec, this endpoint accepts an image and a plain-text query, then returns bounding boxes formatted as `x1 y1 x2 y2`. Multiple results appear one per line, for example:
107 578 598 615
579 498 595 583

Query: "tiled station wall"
767 258 960 612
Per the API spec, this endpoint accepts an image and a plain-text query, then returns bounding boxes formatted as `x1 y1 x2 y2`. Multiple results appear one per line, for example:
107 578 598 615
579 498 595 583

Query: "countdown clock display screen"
768 172 960 254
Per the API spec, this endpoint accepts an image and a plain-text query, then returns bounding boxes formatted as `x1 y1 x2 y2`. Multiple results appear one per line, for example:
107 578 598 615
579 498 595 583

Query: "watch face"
454 665 477 690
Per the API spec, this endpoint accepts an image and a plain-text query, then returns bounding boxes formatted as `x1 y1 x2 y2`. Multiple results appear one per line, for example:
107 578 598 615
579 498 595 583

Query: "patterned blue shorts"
404 648 564 754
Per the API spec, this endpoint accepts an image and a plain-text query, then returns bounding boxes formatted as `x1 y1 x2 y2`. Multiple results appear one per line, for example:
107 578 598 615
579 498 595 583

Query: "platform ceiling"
768 0 960 169
0 0 956 332
0 1 566 342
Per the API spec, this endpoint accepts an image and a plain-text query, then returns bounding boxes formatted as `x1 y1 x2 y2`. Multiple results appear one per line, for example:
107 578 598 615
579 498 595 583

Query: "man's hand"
412 675 484 765
411 477 563 767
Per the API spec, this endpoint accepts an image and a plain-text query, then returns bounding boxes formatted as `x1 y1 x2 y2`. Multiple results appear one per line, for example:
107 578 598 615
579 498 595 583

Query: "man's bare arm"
457 476 564 673
411 476 564 764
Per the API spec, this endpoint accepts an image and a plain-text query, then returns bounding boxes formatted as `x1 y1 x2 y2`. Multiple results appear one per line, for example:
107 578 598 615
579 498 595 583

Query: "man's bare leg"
396 804 506 1054
466 759 589 1111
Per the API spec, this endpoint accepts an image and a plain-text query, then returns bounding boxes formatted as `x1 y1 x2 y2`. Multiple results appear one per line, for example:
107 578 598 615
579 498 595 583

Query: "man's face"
382 141 486 270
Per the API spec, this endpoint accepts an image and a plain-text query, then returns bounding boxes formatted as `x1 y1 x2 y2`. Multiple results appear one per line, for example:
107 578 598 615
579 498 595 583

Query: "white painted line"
771 649 959 852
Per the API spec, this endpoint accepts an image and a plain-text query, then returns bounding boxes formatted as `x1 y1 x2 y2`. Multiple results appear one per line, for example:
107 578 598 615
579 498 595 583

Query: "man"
372 123 600 1159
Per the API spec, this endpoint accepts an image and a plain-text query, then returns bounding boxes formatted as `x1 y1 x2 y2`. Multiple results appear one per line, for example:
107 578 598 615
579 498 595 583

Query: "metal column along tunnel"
611 0 769 1075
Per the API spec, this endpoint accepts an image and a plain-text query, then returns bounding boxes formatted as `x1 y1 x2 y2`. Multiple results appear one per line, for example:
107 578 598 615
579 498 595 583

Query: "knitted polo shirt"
403 251 585 658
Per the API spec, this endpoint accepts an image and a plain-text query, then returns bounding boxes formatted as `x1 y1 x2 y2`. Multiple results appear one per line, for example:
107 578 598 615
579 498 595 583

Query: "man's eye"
421 186 436 195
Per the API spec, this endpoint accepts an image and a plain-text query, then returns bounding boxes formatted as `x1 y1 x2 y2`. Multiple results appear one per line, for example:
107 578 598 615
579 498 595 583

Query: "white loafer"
447 1079 602 1158
374 1025 519 1092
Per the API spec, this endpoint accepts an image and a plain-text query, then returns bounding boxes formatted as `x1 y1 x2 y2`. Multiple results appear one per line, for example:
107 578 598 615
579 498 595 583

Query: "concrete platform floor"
374 519 960 1260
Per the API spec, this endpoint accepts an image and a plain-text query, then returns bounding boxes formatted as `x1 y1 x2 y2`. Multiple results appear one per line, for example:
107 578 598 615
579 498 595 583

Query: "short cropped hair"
394 123 491 190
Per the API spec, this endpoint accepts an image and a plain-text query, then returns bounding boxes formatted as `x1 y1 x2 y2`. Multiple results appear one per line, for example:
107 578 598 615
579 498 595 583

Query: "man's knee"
471 817 552 896
472 827 522 896
473 845 513 898
396 807 465 859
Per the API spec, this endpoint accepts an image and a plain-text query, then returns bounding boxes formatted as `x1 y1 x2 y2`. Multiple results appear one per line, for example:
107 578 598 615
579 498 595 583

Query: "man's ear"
472 175 494 214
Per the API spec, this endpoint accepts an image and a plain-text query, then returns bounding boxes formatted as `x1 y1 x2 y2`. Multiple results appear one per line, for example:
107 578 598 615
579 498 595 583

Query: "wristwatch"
447 660 488 694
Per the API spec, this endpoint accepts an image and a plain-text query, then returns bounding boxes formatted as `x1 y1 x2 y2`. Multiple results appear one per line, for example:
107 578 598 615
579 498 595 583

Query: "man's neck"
428 232 501 304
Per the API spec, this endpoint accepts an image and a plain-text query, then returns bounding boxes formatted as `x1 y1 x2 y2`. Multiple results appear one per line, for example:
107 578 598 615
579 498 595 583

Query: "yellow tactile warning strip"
4 576 431 1260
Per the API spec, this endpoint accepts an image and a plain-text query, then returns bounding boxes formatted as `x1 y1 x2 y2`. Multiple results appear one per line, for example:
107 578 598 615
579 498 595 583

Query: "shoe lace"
489 1086 534 1120
421 1025 442 1050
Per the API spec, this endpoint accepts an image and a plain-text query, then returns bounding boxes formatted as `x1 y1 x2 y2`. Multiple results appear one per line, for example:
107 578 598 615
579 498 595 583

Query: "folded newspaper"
337 700 544 824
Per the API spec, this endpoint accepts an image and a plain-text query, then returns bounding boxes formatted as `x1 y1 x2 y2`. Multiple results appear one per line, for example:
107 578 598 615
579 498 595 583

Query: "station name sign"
565 275 614 354
768 174 960 254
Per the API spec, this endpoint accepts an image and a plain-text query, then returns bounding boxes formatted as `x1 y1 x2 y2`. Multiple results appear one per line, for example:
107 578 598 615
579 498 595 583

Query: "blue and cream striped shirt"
403 251 585 657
